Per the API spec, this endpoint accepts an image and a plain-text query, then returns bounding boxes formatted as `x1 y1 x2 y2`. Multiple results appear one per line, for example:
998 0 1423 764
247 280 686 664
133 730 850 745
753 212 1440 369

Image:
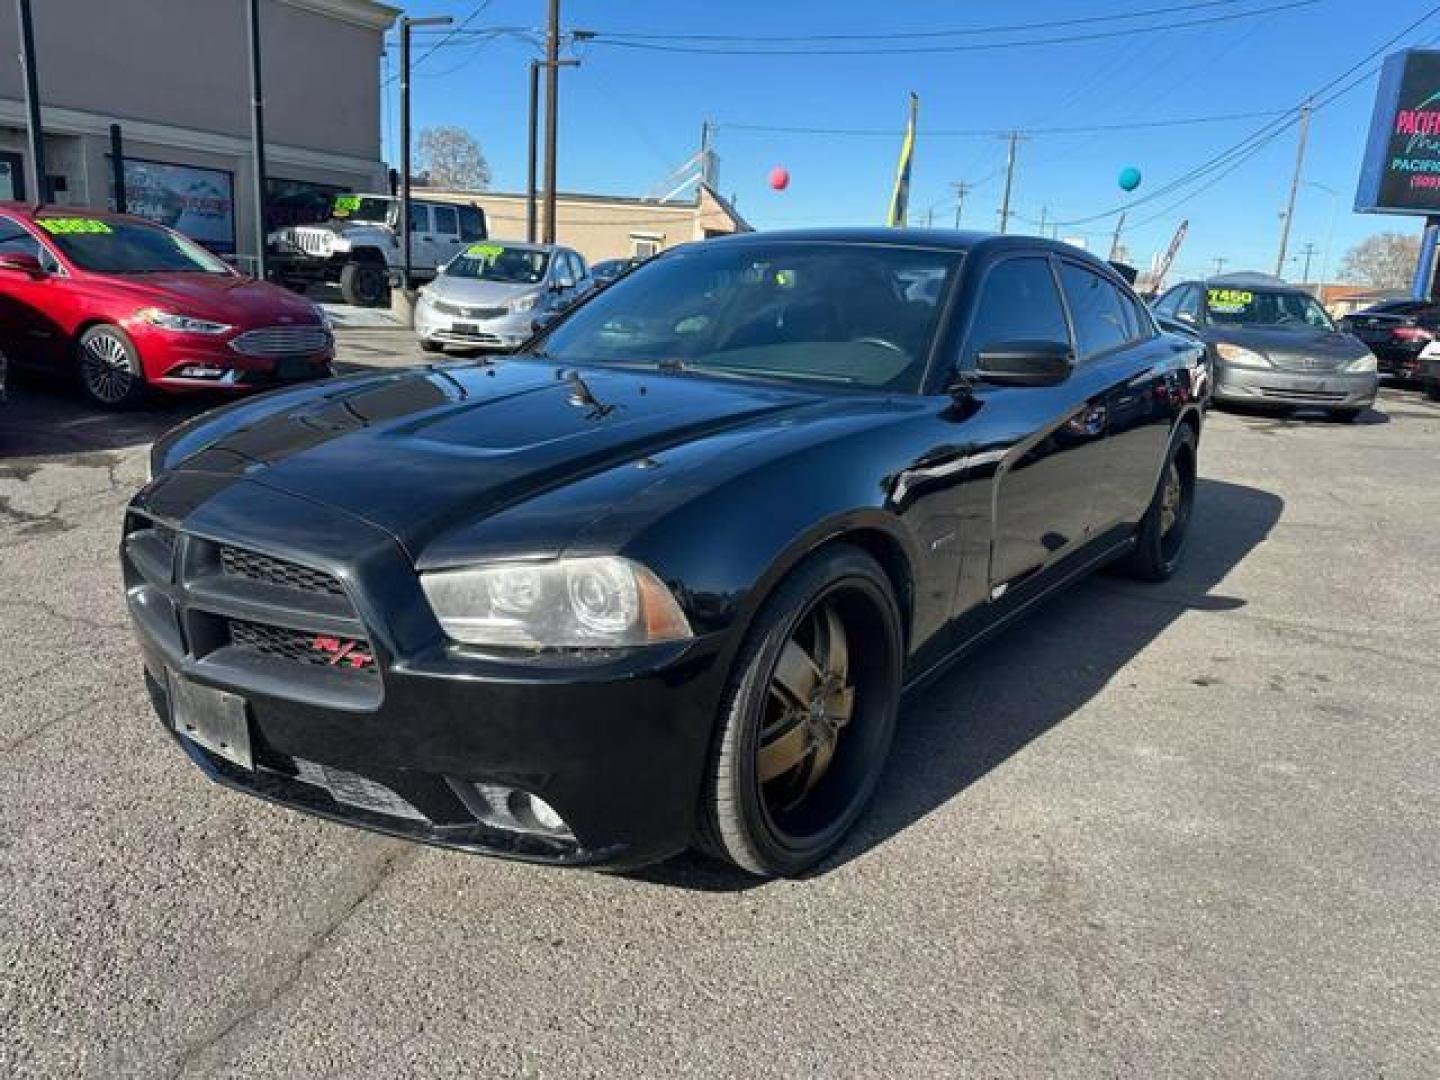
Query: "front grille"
219 545 346 596
230 325 332 357
1270 355 1344 374
1258 386 1346 402
433 300 507 320
288 229 331 256
229 620 377 674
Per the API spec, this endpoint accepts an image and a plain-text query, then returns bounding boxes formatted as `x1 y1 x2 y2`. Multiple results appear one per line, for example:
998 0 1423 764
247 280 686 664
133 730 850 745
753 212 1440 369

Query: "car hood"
430 276 542 305
100 273 321 325
1205 324 1369 362
157 359 822 556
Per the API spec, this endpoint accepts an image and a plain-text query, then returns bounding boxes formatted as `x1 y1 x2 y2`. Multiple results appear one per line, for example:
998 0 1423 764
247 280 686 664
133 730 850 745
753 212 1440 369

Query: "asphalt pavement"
2 340 1438 1078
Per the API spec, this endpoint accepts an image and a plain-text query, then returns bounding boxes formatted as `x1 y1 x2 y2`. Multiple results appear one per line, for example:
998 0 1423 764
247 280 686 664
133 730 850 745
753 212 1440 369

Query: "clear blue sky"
387 0 1440 282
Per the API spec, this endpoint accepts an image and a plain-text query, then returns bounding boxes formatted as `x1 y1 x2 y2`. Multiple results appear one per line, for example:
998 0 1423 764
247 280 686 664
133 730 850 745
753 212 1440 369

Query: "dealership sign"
1356 49 1440 215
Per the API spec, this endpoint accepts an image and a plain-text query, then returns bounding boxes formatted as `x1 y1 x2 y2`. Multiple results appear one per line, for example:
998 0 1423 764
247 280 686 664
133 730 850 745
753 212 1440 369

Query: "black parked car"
123 230 1206 877
588 256 644 289
1339 298 1438 381
1153 273 1376 421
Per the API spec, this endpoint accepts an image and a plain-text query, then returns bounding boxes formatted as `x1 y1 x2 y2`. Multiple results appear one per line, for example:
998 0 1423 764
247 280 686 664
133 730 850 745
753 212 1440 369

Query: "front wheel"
696 545 903 877
76 324 148 409
339 261 387 307
1121 424 1197 582
1424 379 1440 402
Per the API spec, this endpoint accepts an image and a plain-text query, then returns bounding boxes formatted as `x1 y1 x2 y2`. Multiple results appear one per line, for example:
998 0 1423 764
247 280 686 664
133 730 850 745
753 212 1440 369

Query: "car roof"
1200 271 1297 290
700 227 1123 275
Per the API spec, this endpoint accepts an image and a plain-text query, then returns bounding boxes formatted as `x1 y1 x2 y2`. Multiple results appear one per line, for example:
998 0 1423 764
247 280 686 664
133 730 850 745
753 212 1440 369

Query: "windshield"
1206 287 1334 330
39 217 232 275
331 195 393 225
447 244 550 284
530 241 962 392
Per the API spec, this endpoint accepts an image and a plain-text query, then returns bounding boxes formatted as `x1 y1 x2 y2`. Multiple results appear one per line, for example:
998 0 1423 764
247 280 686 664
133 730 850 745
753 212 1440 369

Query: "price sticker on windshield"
37 218 113 235
332 195 361 217
1207 287 1252 313
465 243 506 262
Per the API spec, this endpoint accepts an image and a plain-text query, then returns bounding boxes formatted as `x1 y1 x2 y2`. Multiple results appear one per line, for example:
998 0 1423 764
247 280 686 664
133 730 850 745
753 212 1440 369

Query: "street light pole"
398 14 452 293
542 0 561 244
245 0 268 279
13 0 46 202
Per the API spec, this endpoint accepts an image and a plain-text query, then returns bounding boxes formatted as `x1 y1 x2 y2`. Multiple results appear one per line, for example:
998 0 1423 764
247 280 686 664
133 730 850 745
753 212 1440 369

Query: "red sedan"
0 204 333 408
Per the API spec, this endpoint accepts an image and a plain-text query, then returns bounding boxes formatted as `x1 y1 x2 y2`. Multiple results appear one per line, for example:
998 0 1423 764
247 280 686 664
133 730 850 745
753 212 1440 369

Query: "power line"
1053 5 1440 228
383 0 496 83
716 109 1289 138
591 0 1264 43
587 1 1317 56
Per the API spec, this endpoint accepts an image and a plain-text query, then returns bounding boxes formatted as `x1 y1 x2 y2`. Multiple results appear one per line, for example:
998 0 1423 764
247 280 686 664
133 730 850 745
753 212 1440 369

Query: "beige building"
420 185 751 264
0 0 396 258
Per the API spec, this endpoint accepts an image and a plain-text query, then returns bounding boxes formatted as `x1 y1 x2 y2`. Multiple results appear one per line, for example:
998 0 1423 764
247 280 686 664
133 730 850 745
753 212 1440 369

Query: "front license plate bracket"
169 671 253 770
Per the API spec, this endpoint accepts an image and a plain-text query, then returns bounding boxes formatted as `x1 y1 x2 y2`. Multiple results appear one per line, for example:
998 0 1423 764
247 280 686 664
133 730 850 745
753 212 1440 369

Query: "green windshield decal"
37 218 113 235
1207 287 1252 313
465 243 507 261
332 195 361 217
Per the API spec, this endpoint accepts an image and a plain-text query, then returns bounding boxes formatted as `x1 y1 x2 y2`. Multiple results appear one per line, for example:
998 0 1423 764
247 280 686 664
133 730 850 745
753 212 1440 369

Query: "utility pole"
542 0 561 244
700 121 716 188
1108 210 1127 262
997 132 1023 235
1212 256 1229 275
14 0 46 202
1299 242 1318 284
398 14 451 293
1274 101 1312 278
245 0 268 278
951 180 971 228
1038 205 1048 237
526 60 540 242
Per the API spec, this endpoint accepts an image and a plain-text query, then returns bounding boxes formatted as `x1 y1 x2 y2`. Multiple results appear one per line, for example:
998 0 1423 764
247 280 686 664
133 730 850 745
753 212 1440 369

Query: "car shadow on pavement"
633 477 1283 891
0 379 219 460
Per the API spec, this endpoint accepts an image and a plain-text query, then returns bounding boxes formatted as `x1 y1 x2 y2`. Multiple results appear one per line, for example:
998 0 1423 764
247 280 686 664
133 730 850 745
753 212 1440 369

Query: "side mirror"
973 340 1073 387
553 277 575 292
0 252 46 278
1175 310 1197 324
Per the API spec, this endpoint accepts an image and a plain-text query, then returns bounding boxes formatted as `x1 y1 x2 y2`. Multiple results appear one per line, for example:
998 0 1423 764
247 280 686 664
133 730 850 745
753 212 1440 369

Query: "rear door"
430 204 465 265
1057 259 1175 533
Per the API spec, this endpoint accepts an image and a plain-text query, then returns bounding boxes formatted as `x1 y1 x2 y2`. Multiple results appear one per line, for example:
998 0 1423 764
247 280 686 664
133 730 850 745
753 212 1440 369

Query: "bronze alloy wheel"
698 545 902 877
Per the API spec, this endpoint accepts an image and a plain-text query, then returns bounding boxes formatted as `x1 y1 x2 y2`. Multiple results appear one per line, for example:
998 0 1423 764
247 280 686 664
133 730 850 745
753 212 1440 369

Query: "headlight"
1345 352 1378 373
136 308 232 335
509 292 541 313
421 556 692 648
1215 343 1270 368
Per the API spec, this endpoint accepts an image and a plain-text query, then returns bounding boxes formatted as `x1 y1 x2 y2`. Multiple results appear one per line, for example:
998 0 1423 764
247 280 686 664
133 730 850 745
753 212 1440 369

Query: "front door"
958 255 1108 600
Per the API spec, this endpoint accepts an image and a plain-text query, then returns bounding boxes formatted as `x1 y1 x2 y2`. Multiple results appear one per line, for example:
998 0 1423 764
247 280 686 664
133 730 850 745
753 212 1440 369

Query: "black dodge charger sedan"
123 230 1206 877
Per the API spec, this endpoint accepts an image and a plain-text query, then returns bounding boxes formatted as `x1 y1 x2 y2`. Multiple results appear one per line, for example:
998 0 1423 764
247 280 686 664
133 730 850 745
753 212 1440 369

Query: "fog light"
521 792 565 832
447 779 575 841
176 364 225 379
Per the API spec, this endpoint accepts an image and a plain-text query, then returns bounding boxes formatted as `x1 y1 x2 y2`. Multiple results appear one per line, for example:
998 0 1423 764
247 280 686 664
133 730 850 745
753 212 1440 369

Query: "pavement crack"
0 597 128 633
165 843 418 1079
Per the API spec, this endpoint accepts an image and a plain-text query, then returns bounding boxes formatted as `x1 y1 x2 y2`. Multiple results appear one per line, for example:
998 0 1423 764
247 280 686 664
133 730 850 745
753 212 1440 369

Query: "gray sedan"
1153 273 1377 421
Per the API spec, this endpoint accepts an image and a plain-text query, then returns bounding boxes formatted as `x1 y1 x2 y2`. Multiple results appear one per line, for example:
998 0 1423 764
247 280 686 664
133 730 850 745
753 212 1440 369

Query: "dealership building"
0 0 397 264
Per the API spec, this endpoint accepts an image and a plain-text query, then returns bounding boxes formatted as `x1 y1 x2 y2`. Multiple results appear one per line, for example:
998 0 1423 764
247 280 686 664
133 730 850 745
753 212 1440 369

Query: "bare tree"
1338 232 1422 289
417 127 491 191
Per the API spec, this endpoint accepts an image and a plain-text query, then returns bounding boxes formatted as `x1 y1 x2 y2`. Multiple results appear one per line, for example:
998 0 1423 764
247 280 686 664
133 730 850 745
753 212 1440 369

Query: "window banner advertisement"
117 160 236 252
266 178 349 232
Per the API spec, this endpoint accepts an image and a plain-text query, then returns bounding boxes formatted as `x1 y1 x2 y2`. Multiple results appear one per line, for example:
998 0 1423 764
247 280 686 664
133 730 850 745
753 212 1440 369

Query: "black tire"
1121 424 1198 582
695 544 903 877
1424 379 1440 402
1328 408 1364 423
75 324 148 409
339 261 387 307
419 339 446 354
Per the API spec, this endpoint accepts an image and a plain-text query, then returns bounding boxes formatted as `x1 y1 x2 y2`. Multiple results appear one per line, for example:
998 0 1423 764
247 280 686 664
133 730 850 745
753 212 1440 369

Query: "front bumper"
1212 364 1377 409
414 300 534 351
131 324 335 394
121 477 725 868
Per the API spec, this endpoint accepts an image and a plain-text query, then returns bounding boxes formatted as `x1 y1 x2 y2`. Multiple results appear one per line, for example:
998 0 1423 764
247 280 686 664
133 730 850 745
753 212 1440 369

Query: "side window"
432 205 458 237
1125 292 1154 339
570 250 587 278
0 217 57 272
408 203 431 234
1153 288 1183 316
1058 262 1131 360
964 256 1070 366
558 252 579 287
458 205 485 241
1175 286 1203 323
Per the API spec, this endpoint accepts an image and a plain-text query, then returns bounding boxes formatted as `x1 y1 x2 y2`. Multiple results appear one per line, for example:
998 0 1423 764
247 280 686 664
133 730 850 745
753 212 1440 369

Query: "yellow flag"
887 93 919 228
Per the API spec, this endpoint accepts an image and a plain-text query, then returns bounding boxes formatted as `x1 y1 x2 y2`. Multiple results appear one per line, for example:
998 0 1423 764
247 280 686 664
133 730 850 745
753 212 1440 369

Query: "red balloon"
769 166 790 191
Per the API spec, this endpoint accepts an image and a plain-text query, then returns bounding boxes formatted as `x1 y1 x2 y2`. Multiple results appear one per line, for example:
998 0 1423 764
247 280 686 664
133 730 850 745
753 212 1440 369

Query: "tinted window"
1153 287 1184 316
965 257 1069 364
432 205 459 236
1175 286 1203 322
0 217 40 258
536 241 962 392
458 205 485 241
1058 262 1131 359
